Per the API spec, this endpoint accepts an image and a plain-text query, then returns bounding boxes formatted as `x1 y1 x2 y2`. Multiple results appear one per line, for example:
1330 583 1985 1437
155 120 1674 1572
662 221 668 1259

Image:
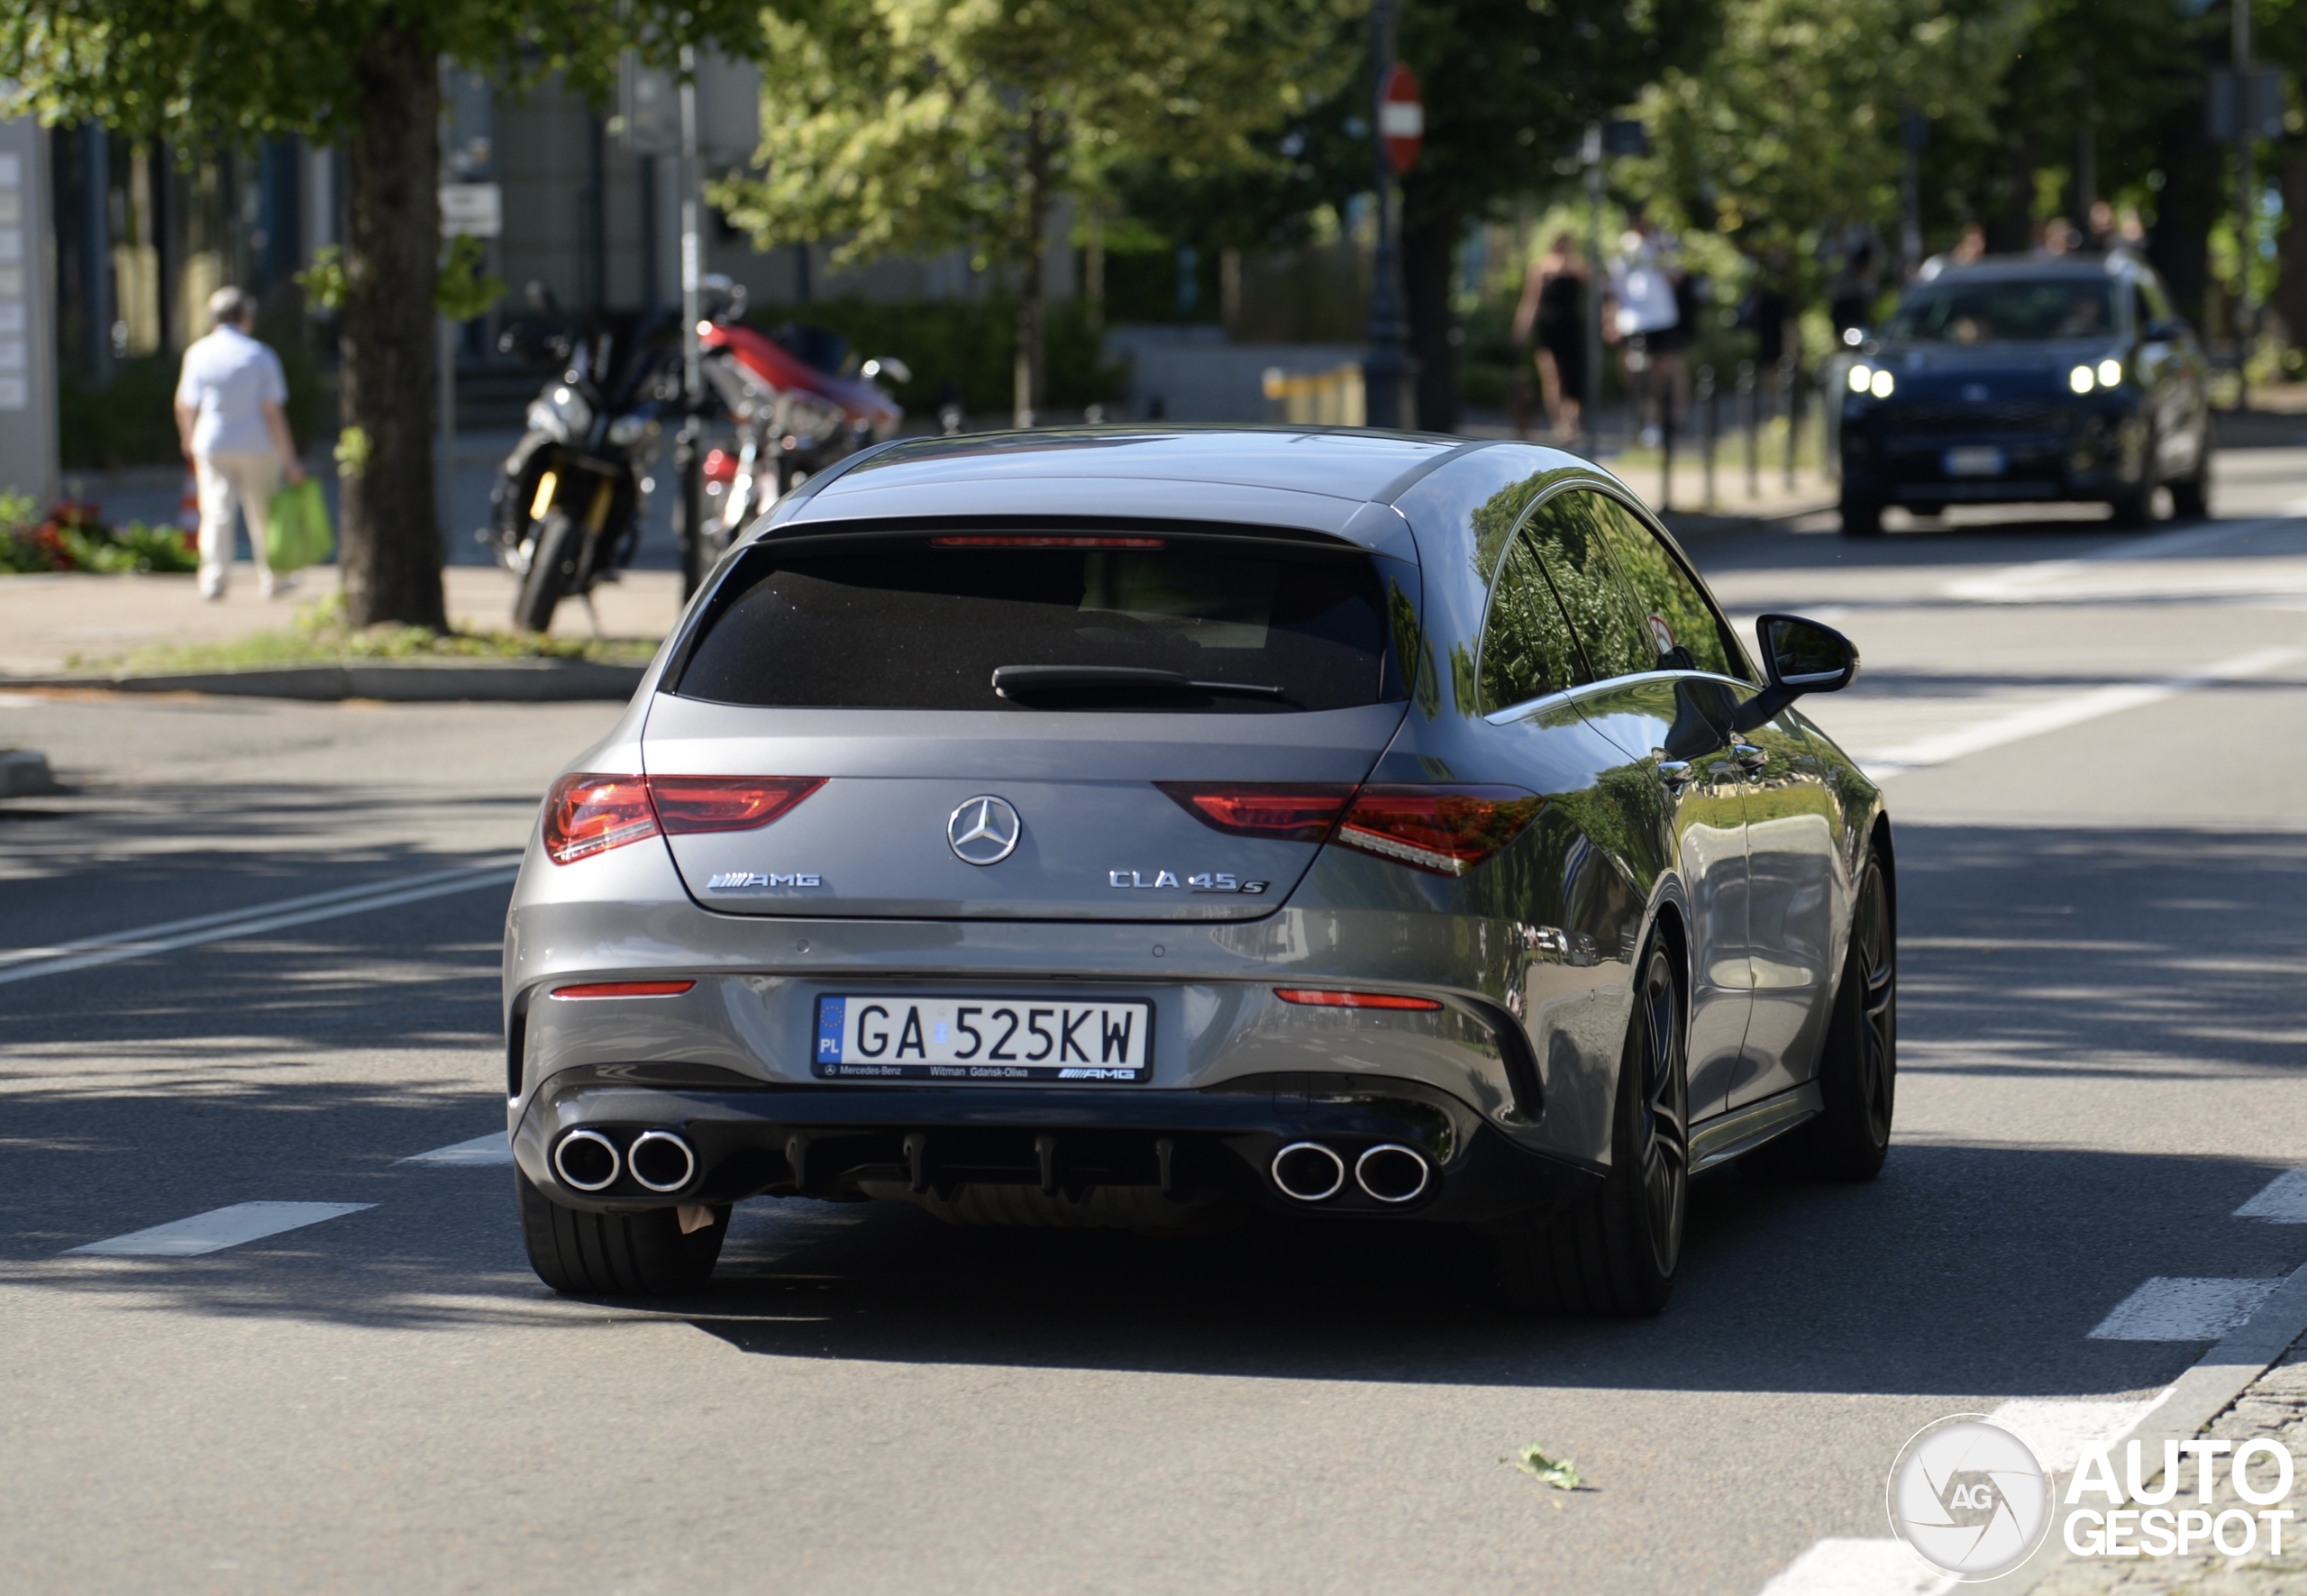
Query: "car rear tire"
1744 849 1896 1182
1493 935 1688 1318
2169 464 2210 520
1838 496 1883 537
513 510 580 634
2107 481 2153 529
516 1167 728 1295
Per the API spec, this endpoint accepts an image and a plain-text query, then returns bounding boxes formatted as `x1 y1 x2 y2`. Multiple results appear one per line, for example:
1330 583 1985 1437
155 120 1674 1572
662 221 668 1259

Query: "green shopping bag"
265 479 333 573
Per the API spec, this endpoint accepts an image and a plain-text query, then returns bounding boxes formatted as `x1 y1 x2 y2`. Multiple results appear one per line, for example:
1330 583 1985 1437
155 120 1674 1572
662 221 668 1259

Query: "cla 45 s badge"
1109 869 1269 894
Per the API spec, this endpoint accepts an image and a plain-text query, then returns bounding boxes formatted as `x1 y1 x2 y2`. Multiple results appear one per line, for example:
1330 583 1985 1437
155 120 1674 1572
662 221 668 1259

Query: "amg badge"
707 871 823 889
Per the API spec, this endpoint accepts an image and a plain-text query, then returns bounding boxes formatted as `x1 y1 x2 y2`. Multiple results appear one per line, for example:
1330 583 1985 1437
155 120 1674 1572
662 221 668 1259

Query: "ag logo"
1886 1415 2052 1580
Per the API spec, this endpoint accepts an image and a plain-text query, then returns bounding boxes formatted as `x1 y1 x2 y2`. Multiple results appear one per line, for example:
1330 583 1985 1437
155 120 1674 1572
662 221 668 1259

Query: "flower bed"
0 492 197 575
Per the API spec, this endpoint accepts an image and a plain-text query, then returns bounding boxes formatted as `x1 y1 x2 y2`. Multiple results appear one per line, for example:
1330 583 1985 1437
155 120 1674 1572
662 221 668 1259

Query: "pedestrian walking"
1607 214 1685 448
173 287 305 601
1511 232 1589 442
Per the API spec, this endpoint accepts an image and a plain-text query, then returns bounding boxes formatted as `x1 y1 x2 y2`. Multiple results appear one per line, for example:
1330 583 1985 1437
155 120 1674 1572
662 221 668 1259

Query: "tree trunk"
2272 146 2307 353
339 24 445 630
1402 200 1460 434
2147 106 2220 331
1013 138 1048 428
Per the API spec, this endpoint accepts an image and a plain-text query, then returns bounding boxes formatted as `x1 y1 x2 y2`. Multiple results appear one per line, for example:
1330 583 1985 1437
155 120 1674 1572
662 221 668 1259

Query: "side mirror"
1731 613 1859 732
1761 613 1859 694
862 356 913 386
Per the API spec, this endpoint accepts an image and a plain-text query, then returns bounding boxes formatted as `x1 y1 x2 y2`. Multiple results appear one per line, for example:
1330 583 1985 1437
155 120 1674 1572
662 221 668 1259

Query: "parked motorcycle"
484 283 688 632
696 312 908 566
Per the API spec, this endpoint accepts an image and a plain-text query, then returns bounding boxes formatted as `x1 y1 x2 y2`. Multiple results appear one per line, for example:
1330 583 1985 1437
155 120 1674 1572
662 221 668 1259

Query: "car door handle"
1731 743 1767 772
1655 758 1695 789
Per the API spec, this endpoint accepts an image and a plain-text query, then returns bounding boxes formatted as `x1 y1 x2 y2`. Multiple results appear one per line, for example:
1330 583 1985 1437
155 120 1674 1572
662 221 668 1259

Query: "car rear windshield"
674 535 1400 712
1886 278 2116 342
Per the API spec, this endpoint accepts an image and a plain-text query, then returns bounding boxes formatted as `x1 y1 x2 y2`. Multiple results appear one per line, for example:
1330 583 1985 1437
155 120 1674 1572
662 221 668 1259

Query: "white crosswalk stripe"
64 1201 376 1257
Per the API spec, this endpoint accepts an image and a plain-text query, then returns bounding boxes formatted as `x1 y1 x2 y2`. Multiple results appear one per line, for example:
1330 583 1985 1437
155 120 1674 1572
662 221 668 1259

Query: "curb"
0 661 648 703
1976 1254 2307 1594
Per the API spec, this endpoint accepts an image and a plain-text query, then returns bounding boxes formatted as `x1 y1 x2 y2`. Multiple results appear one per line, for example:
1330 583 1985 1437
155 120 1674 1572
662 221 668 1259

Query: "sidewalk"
0 563 686 679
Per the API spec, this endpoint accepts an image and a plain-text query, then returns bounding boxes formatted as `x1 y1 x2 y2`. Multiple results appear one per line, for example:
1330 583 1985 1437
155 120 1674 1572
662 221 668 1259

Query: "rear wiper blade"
991 664 1288 702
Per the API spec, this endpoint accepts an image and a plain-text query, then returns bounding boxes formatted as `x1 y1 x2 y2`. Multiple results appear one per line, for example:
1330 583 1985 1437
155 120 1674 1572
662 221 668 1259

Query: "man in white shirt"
174 287 305 600
1606 218 1688 450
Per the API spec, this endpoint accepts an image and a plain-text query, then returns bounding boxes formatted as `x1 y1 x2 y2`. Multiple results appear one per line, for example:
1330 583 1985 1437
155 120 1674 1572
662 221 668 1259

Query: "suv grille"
1885 399 2064 436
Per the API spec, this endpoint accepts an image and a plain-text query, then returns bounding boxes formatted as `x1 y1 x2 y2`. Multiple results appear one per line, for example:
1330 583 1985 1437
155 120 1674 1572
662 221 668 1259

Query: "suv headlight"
1847 363 1894 398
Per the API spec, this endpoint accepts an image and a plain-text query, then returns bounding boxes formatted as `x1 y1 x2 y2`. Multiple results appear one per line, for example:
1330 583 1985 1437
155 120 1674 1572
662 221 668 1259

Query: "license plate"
1943 445 2006 477
813 995 1154 1082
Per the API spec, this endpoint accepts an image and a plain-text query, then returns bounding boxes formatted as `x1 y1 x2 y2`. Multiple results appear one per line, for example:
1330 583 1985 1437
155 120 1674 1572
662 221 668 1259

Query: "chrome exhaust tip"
1271 1141 1346 1202
1354 1143 1431 1204
628 1129 698 1193
553 1128 621 1192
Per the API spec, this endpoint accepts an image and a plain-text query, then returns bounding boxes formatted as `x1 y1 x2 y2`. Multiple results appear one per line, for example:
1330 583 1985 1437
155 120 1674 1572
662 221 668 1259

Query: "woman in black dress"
1513 233 1588 441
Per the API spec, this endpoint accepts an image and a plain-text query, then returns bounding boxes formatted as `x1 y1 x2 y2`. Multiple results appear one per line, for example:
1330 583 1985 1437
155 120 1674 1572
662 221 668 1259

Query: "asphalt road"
6 458 2307 1595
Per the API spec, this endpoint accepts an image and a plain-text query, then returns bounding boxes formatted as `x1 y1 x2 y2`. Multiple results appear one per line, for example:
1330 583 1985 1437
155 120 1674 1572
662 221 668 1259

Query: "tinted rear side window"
676 540 1398 712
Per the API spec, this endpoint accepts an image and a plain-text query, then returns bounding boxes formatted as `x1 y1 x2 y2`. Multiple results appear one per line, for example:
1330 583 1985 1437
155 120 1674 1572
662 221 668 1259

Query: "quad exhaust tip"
553 1128 621 1192
1354 1144 1431 1203
629 1129 698 1193
1271 1142 1346 1202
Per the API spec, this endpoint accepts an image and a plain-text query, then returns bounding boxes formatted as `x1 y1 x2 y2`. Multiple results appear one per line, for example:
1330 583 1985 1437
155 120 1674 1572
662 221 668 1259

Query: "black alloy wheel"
1493 935 1689 1318
1746 848 1897 1182
1838 495 1884 537
2169 461 2210 520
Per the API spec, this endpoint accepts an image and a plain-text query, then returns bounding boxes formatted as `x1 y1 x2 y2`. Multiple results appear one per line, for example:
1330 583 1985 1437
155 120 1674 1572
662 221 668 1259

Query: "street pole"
2235 0 2256 412
675 42 706 596
1582 123 1603 445
1898 107 1926 284
1363 0 1409 431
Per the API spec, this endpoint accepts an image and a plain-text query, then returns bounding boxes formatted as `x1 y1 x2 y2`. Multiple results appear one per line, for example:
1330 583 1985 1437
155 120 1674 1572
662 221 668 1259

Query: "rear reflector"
1274 988 1443 1011
1335 786 1542 876
551 980 698 999
1156 783 1356 842
542 773 825 865
930 535 1164 549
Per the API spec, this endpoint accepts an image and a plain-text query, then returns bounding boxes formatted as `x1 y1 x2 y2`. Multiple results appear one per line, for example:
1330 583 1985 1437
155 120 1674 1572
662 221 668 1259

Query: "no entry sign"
1379 63 1423 176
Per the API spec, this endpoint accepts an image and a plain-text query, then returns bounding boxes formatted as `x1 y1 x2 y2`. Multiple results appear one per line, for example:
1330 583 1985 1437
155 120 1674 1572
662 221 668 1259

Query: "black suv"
1837 255 2211 535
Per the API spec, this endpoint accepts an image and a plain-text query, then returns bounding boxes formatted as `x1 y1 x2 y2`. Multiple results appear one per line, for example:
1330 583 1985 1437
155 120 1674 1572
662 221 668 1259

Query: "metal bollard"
1738 360 1758 499
1778 354 1799 490
1698 365 1718 512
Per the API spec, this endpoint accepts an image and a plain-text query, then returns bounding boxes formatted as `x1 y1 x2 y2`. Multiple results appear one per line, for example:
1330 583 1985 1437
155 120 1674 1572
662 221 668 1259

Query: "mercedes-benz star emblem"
947 796 1021 865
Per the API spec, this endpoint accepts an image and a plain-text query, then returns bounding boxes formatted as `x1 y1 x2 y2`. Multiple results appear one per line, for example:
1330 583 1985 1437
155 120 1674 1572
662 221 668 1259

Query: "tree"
716 0 1354 425
3 0 759 627
1394 0 1718 432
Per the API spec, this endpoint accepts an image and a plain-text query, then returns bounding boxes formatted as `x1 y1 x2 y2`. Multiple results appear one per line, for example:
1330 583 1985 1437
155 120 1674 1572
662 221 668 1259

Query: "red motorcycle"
698 307 908 563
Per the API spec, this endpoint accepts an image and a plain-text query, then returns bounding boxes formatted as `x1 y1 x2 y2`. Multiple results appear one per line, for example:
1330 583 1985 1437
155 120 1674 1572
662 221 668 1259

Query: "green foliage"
717 0 1353 287
96 591 657 670
436 234 506 323
298 245 348 314
747 297 1126 415
0 0 764 149
1629 0 2029 285
1508 1445 1583 1491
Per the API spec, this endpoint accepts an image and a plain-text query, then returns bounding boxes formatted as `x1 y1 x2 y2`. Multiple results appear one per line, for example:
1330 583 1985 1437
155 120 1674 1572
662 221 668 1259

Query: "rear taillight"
551 980 698 999
1274 988 1443 1010
648 776 825 834
1156 783 1357 842
1334 786 1542 876
542 774 825 865
543 775 659 864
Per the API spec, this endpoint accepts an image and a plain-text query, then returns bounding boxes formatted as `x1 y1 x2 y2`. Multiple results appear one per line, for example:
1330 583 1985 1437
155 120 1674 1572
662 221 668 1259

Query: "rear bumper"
515 1063 1602 1226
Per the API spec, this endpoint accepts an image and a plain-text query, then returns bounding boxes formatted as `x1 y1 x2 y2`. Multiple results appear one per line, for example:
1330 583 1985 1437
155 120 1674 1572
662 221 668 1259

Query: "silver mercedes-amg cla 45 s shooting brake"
504 428 1895 1318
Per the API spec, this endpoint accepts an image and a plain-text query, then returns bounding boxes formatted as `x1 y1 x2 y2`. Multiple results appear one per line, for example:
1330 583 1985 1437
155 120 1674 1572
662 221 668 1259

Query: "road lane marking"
1754 1537 1950 1595
400 1132 513 1165
63 1201 376 1257
1983 1396 2164 1474
2087 1276 2282 1341
1942 502 2307 604
2233 1169 2307 1222
1861 645 2303 779
0 856 522 986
